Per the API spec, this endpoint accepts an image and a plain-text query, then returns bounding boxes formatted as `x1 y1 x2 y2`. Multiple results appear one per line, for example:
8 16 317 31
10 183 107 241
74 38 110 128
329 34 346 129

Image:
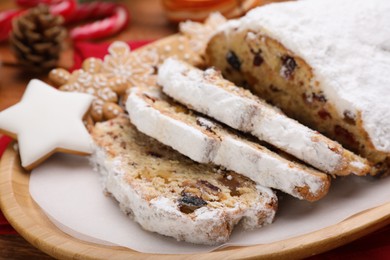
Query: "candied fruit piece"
343 110 356 125
178 191 207 214
280 55 297 79
218 173 241 197
312 92 327 103
197 180 221 194
334 125 357 147
226 50 241 71
253 52 264 66
318 109 332 120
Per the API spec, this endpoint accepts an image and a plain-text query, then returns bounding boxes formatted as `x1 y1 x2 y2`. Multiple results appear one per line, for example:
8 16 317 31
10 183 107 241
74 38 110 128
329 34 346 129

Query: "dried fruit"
218 173 241 197
253 52 264 66
226 50 241 71
312 92 327 103
317 109 332 120
197 180 221 194
178 191 207 214
334 125 357 147
280 55 297 79
343 110 356 125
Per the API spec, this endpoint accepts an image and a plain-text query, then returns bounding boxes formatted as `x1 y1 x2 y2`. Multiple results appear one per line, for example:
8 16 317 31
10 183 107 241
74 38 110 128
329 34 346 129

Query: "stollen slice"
157 58 370 176
91 115 277 245
126 85 331 201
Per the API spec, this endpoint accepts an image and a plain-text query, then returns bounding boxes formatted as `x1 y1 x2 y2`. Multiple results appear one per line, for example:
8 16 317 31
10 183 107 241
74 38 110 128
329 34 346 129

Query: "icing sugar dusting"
127 86 330 200
223 0 390 152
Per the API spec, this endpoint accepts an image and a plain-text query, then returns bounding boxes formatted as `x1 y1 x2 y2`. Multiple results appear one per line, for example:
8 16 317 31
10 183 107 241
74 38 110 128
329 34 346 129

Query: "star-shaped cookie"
0 79 94 170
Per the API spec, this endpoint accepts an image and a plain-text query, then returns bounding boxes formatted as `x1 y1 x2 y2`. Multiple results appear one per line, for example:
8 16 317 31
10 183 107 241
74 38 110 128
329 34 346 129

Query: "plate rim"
1 144 389 259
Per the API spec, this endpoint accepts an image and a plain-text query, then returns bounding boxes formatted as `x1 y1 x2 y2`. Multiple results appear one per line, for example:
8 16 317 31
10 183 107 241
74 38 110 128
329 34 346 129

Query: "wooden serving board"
0 35 389 259
1 145 389 259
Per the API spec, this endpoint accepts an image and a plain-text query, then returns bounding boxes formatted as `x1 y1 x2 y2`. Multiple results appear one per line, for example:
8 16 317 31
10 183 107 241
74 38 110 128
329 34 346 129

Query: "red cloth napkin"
71 40 153 71
0 135 15 234
309 224 390 259
0 41 388 258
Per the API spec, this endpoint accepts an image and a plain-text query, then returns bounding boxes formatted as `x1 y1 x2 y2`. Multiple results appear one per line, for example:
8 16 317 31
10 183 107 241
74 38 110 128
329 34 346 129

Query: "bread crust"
90 115 277 245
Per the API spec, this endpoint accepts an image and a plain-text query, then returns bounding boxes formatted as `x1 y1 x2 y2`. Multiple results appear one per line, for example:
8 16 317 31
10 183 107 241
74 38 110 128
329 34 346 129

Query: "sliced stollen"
90 115 277 245
126 85 331 201
157 58 370 176
205 0 390 176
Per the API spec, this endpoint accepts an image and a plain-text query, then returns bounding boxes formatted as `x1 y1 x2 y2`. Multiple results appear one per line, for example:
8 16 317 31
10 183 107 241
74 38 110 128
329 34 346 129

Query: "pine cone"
9 4 66 72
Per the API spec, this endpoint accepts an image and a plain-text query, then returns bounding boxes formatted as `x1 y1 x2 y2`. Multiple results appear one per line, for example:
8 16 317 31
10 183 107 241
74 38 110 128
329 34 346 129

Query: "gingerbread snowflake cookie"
103 40 203 91
145 14 228 67
49 57 126 122
49 37 206 123
179 13 227 58
102 41 159 88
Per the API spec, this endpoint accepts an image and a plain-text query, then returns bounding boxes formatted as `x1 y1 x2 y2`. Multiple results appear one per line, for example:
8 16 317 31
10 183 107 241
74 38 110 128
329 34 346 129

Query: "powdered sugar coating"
126 86 330 201
213 135 328 199
90 118 277 245
92 148 234 245
159 59 258 132
219 0 390 152
158 58 369 176
127 88 218 163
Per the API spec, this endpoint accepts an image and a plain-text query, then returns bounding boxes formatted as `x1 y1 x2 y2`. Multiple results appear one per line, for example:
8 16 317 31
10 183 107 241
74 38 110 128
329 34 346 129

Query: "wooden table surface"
0 0 175 258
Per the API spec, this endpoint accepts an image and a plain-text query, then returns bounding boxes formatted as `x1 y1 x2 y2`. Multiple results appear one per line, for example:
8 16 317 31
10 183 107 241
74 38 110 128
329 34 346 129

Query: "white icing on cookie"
219 0 390 152
0 79 94 169
103 41 158 87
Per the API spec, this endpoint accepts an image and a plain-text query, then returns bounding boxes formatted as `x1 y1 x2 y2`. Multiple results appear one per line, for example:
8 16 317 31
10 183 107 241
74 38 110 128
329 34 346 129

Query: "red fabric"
309 224 390 259
0 41 388 258
0 135 16 234
71 40 153 71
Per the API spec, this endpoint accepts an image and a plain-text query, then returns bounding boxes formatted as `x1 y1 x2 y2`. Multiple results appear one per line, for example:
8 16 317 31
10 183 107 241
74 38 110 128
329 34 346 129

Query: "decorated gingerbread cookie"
103 39 203 87
102 37 205 87
0 79 94 170
48 14 220 125
102 41 159 88
49 58 126 122
179 13 227 59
